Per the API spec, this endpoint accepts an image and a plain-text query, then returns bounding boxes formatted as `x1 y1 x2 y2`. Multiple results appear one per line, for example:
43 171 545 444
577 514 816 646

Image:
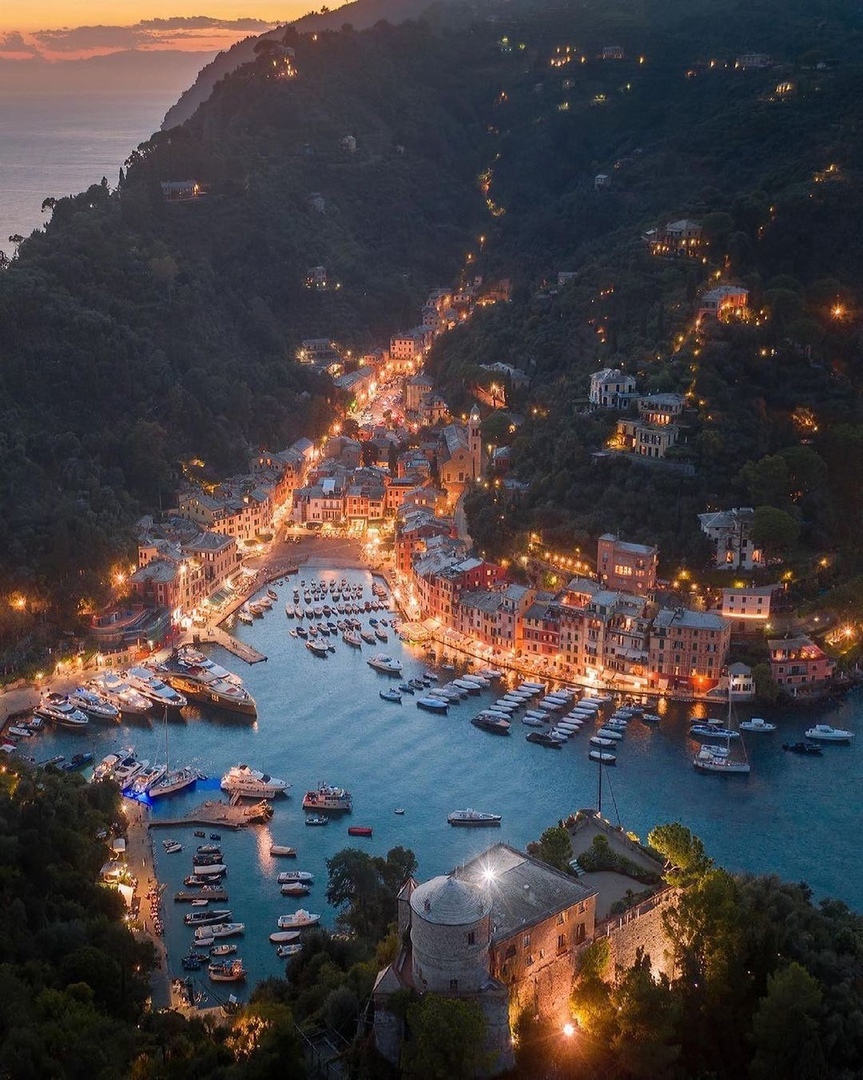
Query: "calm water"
0 93 174 258
31 565 862 1002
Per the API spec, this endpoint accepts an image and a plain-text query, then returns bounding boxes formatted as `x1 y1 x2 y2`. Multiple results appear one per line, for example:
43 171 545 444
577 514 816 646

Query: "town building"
697 284 749 322
698 507 764 570
636 393 686 425
404 372 434 413
589 368 637 409
644 218 703 256
596 534 658 594
160 180 204 201
374 844 598 1075
437 407 483 496
768 635 835 691
720 585 778 632
613 417 680 459
648 608 731 692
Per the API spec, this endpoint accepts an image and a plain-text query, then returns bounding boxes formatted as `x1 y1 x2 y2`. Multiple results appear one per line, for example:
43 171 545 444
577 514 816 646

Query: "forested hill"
2 0 863 610
162 0 452 130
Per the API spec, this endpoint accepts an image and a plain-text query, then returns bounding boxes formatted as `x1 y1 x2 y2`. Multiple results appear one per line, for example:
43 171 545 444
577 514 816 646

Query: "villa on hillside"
698 507 764 570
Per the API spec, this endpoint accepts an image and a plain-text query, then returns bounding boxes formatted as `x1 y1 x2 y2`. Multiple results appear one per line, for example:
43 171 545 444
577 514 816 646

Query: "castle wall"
596 888 680 980
412 910 492 993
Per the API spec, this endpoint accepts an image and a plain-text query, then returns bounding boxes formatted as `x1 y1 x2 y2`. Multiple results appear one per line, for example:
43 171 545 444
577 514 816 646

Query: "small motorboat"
417 696 448 713
380 689 402 703
739 717 777 732
277 909 320 928
526 731 562 749
783 741 823 756
162 839 183 854
281 882 311 897
394 808 405 815
194 830 206 838
470 715 511 735
211 943 237 956
589 750 617 765
448 809 501 827
304 815 329 826
347 825 373 836
398 683 415 695
270 845 297 858
277 943 303 958
270 931 301 943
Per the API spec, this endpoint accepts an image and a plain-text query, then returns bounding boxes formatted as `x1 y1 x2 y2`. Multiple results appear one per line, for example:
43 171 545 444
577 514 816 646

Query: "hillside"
2 0 863 609
161 0 449 129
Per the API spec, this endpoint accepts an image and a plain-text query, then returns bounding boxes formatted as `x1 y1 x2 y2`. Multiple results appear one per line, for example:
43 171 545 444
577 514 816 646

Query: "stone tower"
409 874 492 993
468 405 483 479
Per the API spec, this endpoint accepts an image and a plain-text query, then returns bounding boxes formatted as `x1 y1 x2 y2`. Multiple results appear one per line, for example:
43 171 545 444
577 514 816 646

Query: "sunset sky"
0 2 344 59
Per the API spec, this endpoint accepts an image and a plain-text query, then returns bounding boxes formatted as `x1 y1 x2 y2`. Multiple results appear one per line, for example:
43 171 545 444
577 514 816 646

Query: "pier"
148 798 274 830
174 888 228 902
195 624 268 665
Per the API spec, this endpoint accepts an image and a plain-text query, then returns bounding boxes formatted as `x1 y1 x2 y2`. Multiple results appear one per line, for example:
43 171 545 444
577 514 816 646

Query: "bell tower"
468 405 483 478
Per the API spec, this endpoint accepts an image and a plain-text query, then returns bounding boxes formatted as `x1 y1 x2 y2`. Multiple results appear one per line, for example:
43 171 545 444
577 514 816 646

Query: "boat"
113 751 149 786
470 715 511 735
125 667 187 709
805 724 854 742
367 654 402 675
689 723 739 740
61 752 95 771
270 845 297 857
782 741 824 756
374 627 389 642
739 717 777 732
36 694 88 730
277 943 304 958
526 731 562 749
306 640 330 657
277 910 321 928
277 870 314 884
305 815 329 826
68 687 120 723
303 783 352 812
129 763 167 795
194 830 206 838
149 765 199 799
193 852 224 866
521 715 545 727
590 736 615 748
343 631 362 648
447 809 502 827
281 880 311 896
347 825 373 837
159 667 257 716
589 750 617 765
398 683 415 695
379 688 402 703
268 588 278 600
183 908 232 926
208 959 246 982
270 931 301 943
188 863 227 877
181 954 203 971
163 840 183 854
195 922 245 939
596 728 624 741
237 608 253 624
6 726 33 739
417 696 449 713
197 843 222 854
693 746 750 774
221 764 290 798
642 713 661 723
211 943 238 956
394 807 405 815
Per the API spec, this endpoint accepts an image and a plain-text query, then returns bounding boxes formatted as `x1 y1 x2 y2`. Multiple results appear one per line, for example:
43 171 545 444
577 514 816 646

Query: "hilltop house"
768 635 835 691
597 534 658 594
698 507 764 570
589 368 637 409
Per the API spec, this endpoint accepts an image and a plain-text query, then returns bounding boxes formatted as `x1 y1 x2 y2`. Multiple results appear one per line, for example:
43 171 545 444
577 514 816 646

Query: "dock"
202 624 267 665
148 798 274 831
174 888 228 903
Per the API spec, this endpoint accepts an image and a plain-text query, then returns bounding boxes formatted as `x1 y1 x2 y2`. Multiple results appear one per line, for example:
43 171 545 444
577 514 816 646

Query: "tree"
647 823 712 885
750 963 825 1080
537 825 573 872
752 505 800 558
403 994 489 1079
609 950 681 1079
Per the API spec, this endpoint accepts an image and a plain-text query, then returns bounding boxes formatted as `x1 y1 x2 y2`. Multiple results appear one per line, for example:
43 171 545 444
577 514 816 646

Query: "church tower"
468 405 483 478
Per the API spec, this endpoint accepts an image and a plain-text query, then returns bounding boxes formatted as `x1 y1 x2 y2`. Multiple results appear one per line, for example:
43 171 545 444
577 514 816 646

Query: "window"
557 934 567 953
449 979 458 992
575 923 586 945
557 911 565 925
467 931 475 946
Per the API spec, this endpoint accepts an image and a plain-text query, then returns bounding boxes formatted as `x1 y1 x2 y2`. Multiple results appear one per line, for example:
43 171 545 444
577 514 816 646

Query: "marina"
19 565 863 1003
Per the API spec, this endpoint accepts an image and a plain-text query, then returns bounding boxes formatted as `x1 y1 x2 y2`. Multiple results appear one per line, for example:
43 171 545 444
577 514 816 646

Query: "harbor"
14 564 863 1002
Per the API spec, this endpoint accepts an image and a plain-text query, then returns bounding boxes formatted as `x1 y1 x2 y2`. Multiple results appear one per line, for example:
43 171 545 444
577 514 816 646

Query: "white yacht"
125 667 187 710
804 724 854 742
447 808 502 827
69 687 120 723
89 673 152 717
220 764 290 798
36 694 88 729
149 766 199 799
739 717 777 732
693 746 751 774
277 910 320 928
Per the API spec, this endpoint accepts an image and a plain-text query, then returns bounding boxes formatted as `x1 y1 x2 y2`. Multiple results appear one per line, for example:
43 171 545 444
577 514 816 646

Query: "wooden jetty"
174 888 228 903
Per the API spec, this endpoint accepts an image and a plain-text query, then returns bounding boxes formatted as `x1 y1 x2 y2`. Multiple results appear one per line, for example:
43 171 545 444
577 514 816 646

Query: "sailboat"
149 709 200 798
693 694 750 775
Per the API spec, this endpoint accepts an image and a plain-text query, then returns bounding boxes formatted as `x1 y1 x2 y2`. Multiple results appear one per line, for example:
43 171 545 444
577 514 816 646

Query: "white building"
698 508 764 570
589 368 637 408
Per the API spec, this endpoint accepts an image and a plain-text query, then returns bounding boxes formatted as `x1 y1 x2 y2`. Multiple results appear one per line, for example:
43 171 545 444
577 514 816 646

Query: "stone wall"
596 887 680 980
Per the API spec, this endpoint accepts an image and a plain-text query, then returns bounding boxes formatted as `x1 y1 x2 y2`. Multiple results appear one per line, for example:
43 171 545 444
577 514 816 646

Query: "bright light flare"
563 1023 575 1037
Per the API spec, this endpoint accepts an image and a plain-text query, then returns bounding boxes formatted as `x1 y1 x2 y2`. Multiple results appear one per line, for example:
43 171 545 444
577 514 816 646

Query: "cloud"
32 25 148 52
137 16 276 31
0 30 40 54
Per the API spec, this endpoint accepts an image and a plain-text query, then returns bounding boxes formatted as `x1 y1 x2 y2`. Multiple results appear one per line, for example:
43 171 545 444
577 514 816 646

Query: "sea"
28 565 863 1005
0 92 173 259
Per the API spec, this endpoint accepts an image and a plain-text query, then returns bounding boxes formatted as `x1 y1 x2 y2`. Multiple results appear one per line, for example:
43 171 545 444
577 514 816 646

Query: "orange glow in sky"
0 3 340 59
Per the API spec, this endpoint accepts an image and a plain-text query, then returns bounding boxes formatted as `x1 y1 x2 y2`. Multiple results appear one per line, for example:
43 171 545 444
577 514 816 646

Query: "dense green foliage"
567 825 863 1080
